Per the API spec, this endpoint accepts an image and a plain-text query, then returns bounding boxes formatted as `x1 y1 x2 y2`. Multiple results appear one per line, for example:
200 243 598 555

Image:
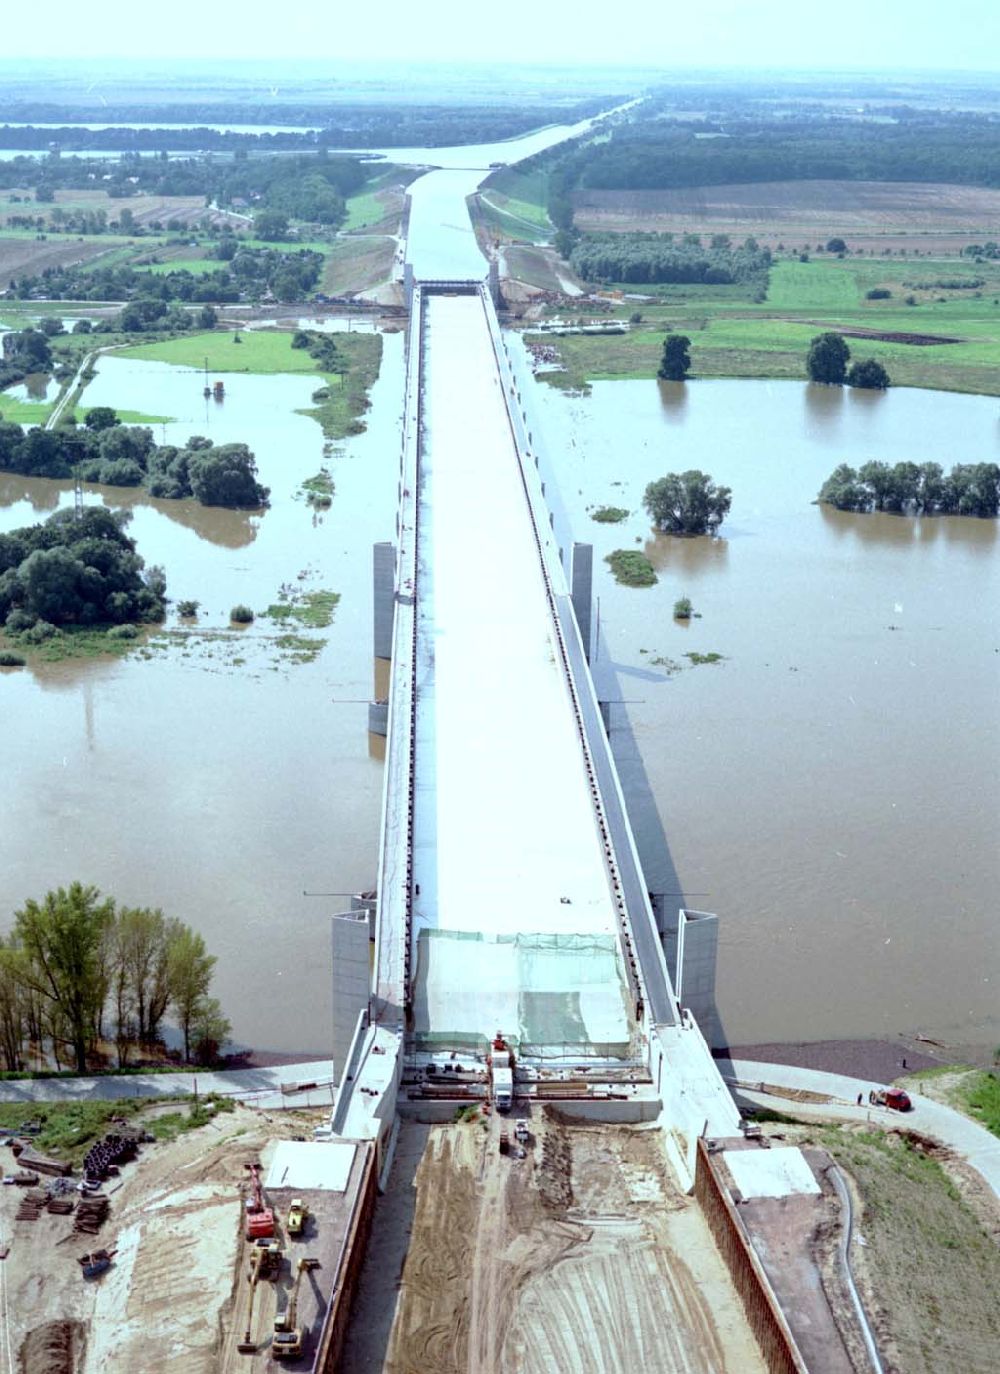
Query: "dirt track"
384 1115 766 1374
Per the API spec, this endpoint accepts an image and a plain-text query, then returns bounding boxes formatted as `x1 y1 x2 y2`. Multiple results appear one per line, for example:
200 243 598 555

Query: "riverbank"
520 255 1000 396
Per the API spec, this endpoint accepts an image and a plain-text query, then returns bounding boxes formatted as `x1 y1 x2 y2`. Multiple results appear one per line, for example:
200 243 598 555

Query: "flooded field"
526 369 1000 1050
0 338 404 1053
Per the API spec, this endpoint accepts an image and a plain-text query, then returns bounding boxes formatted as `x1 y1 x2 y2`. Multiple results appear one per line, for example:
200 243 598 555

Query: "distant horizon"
3 0 999 72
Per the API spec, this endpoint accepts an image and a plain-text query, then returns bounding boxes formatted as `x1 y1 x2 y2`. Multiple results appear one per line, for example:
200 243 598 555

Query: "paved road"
722 1057 1000 1199
0 1060 336 1112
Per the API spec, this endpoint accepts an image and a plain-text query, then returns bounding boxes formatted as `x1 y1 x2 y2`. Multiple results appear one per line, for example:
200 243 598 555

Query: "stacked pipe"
83 1130 139 1181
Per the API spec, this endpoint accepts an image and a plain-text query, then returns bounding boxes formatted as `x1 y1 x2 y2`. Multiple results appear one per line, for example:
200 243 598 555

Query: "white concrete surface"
265 1140 357 1192
724 1146 821 1200
410 292 630 1048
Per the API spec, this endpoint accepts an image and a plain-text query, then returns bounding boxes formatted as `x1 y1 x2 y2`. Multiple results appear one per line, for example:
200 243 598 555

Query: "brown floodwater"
0 340 404 1053
2 340 998 1055
525 369 1000 1050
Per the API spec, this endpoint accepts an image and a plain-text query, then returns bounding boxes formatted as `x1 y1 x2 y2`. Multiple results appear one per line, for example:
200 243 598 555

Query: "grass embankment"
904 1065 1000 1138
341 167 415 234
479 168 553 244
301 334 383 440
322 235 396 295
530 256 1000 396
0 1095 234 1170
819 1126 1000 1374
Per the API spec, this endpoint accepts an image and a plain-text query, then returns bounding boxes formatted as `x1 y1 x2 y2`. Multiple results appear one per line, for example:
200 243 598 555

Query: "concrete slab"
265 1141 357 1193
724 1145 821 1200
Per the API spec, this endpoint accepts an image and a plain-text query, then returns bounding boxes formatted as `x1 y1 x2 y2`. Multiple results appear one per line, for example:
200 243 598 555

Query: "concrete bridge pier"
369 541 397 738
570 540 594 661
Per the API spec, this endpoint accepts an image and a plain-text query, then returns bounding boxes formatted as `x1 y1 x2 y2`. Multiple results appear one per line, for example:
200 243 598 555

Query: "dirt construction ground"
376 1114 767 1374
0 1104 322 1374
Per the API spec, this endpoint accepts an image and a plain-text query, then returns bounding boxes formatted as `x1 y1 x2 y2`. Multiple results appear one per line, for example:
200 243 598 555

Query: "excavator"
237 1240 283 1353
244 1160 275 1241
272 1256 320 1361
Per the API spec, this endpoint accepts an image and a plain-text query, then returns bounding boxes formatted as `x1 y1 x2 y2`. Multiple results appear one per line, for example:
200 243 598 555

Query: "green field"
532 255 1000 395
121 330 321 374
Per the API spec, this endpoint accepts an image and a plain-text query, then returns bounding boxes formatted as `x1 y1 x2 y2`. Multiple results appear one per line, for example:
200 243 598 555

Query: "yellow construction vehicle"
237 1241 283 1354
286 1197 308 1237
272 1256 320 1360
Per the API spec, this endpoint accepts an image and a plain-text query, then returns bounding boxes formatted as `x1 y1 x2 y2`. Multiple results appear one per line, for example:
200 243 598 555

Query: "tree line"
0 883 229 1072
819 461 1000 516
568 234 771 290
558 110 1000 193
0 410 270 509
11 245 323 305
0 506 166 638
0 97 609 151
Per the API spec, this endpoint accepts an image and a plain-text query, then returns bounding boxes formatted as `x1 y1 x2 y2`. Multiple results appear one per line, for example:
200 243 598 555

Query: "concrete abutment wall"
694 1139 808 1374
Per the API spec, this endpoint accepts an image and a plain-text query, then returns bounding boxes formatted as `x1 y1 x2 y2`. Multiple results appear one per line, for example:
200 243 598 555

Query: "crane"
237 1241 283 1354
272 1256 320 1360
243 1161 275 1241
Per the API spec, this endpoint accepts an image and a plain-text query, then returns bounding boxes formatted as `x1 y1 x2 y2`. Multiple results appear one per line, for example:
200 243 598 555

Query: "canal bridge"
329 266 741 1187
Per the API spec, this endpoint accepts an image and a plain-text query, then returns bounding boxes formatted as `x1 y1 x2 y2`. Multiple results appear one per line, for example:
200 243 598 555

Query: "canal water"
526 371 1000 1051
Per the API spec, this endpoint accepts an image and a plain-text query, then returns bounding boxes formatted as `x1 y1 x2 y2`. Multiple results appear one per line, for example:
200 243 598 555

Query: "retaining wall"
694 1138 808 1374
310 1144 379 1374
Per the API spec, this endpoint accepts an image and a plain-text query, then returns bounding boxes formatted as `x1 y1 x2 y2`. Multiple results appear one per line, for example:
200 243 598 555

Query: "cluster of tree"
658 335 692 381
0 415 270 509
643 470 732 535
555 109 1000 192
0 148 366 215
0 506 166 633
0 326 53 389
291 328 345 374
0 883 229 1071
0 97 609 151
806 334 891 389
11 245 323 305
568 234 771 289
819 461 1000 517
961 242 1000 260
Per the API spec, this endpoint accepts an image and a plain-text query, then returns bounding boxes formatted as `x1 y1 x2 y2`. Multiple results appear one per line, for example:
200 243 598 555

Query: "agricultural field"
527 254 1000 396
0 187 244 231
573 180 1000 257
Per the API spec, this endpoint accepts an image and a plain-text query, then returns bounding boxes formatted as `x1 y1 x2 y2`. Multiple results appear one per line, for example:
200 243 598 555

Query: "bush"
865 288 892 300
5 609 36 634
0 651 26 667
106 623 139 641
847 359 891 390
591 506 629 523
177 599 200 617
605 550 657 587
19 619 58 644
673 596 693 619
230 604 254 624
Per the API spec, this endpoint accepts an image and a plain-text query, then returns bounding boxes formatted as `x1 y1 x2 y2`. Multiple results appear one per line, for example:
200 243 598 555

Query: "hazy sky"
7 0 1000 69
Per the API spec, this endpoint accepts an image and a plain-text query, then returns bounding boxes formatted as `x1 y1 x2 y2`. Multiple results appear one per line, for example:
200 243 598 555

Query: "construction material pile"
16 1189 47 1222
74 1195 110 1236
12 1144 71 1178
83 1129 140 1181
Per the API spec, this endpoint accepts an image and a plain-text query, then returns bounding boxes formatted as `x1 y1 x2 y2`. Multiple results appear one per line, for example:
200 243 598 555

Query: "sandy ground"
573 180 1000 254
379 1115 766 1374
0 1104 322 1374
